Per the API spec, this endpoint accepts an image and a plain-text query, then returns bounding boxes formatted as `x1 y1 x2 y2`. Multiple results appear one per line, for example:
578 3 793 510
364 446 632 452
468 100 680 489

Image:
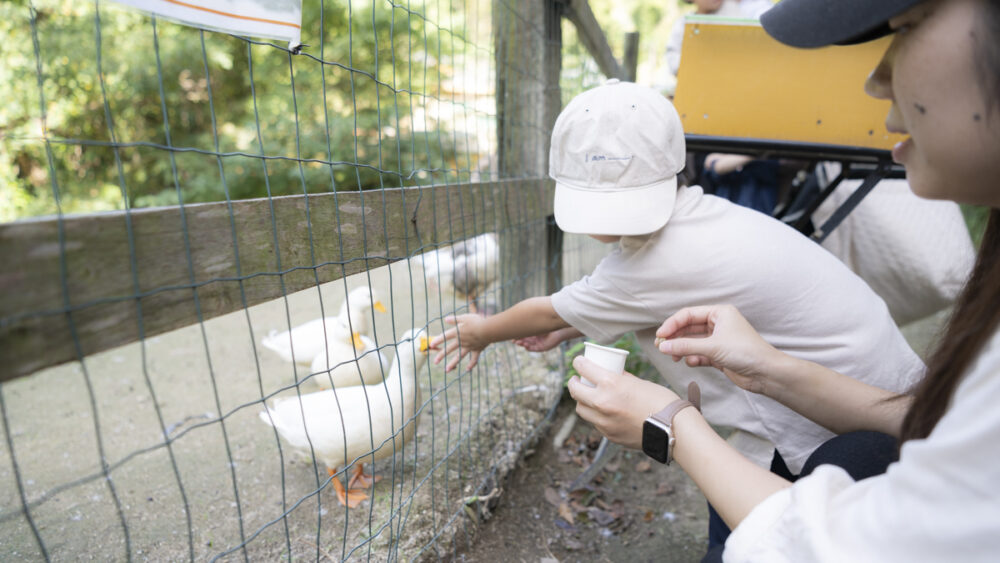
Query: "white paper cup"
581 342 628 387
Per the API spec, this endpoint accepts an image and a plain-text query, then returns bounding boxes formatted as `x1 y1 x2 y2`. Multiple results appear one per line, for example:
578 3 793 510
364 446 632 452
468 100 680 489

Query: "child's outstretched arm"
430 296 569 371
515 326 584 352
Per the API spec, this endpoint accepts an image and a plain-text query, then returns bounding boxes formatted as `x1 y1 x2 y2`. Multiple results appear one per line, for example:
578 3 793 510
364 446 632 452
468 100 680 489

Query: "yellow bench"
672 16 905 161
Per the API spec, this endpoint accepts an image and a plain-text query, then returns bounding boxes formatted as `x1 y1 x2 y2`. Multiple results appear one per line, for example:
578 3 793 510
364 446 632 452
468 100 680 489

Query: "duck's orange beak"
419 336 430 353
373 301 387 313
351 332 365 349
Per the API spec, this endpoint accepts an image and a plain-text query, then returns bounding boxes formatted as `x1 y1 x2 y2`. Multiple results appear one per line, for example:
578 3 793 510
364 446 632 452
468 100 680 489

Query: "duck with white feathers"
261 287 389 387
309 331 387 389
418 232 499 315
258 327 430 507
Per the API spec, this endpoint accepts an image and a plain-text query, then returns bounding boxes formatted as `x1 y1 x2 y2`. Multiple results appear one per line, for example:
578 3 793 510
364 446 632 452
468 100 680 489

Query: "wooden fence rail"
0 179 553 381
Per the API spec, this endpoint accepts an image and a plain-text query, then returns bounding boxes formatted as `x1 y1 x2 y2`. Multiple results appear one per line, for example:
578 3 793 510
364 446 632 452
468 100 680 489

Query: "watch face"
642 420 669 464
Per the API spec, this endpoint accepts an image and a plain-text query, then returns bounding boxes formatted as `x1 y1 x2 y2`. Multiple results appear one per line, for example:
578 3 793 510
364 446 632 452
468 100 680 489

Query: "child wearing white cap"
431 79 923 542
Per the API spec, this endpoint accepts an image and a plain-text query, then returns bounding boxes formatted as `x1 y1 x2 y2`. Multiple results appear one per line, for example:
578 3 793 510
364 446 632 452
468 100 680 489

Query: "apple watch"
642 382 701 465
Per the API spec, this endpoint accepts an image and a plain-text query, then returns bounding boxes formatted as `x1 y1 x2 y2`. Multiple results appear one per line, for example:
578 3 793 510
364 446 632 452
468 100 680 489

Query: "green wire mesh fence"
0 0 615 560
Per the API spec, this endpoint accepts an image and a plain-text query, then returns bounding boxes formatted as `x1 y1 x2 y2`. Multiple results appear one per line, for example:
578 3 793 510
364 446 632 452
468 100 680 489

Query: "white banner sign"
112 0 302 49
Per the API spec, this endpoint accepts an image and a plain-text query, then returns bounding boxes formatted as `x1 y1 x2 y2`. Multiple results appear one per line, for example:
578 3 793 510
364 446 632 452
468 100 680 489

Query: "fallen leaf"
558 502 575 523
587 432 602 448
463 505 478 523
643 510 654 523
554 518 576 532
588 507 617 526
563 537 584 551
635 460 652 473
544 487 562 507
656 482 675 496
608 504 626 520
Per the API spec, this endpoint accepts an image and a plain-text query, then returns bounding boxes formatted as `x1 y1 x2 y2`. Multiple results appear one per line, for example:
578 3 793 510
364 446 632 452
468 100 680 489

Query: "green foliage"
1 0 473 221
560 0 683 100
563 332 649 386
961 204 990 248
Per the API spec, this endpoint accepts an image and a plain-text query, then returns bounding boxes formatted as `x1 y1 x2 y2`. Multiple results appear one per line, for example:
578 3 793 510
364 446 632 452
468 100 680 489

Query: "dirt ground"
453 310 948 563
454 393 711 563
0 234 609 562
0 218 948 562
0 260 566 561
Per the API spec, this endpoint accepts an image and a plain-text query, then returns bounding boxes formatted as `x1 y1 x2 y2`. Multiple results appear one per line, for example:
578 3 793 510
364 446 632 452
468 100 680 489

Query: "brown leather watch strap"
687 381 701 411
650 400 694 427
650 382 701 426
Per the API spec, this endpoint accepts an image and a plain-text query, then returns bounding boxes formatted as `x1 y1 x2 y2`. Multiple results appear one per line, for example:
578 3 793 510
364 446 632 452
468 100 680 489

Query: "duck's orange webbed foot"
329 467 368 508
347 463 382 489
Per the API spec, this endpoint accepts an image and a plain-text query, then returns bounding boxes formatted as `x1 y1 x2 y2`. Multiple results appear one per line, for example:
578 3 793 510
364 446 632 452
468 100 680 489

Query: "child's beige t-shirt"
551 185 925 473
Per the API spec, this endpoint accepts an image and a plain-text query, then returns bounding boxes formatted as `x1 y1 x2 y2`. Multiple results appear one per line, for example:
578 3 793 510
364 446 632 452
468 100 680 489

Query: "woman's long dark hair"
899 0 1000 442
901 211 1000 441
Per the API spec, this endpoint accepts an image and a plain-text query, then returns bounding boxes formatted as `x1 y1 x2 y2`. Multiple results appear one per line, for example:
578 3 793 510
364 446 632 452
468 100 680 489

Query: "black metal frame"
685 134 904 243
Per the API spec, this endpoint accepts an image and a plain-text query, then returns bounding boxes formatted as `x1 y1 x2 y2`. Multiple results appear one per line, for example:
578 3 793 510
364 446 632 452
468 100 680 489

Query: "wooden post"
494 0 561 308
544 0 564 297
564 0 625 80
624 31 639 82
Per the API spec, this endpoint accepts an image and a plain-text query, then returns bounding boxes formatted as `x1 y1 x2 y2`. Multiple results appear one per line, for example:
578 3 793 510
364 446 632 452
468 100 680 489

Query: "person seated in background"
664 0 773 95
430 79 924 548
570 0 1000 560
665 0 781 216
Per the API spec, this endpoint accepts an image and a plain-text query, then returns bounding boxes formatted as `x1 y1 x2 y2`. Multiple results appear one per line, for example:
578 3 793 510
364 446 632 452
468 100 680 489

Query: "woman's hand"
654 305 784 395
567 356 680 450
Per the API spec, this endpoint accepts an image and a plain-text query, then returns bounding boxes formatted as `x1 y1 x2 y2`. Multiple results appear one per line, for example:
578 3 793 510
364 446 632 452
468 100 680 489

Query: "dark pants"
702 431 899 563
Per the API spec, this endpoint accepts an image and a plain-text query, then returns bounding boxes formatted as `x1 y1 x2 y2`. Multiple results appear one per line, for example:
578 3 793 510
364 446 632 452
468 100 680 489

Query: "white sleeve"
737 0 774 18
550 265 662 345
724 332 1000 563
665 18 685 78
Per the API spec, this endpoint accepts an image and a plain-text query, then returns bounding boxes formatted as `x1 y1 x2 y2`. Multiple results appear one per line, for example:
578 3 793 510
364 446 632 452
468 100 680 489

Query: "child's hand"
514 332 563 352
430 314 488 372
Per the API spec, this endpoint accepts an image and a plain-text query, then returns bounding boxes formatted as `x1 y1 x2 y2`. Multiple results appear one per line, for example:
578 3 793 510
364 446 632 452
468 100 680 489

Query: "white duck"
258 328 429 507
260 286 387 366
418 232 499 315
310 332 387 389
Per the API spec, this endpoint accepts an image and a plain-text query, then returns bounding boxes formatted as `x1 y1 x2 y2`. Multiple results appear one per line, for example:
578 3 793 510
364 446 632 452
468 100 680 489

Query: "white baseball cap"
550 79 686 235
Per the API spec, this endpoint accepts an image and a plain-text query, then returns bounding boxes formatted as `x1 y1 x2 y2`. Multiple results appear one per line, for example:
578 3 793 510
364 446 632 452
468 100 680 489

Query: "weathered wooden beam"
623 31 639 82
0 179 553 381
564 0 625 80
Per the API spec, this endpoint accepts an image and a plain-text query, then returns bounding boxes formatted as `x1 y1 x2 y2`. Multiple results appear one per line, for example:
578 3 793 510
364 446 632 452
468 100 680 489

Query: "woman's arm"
655 305 910 437
568 361 791 530
705 153 753 174
755 353 911 437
